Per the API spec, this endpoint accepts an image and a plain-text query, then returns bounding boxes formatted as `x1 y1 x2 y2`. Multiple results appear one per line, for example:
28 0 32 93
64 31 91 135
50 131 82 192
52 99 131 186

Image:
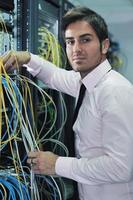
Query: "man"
2 7 133 200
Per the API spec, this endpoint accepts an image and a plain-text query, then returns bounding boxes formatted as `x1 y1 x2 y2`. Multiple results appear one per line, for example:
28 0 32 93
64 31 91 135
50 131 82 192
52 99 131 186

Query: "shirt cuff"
24 53 42 77
55 156 76 179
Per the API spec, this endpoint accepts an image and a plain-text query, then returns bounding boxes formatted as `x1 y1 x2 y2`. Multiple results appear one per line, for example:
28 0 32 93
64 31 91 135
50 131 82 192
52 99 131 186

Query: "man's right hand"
1 50 31 71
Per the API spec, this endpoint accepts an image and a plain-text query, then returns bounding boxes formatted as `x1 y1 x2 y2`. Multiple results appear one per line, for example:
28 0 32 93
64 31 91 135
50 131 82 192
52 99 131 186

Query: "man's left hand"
27 151 59 175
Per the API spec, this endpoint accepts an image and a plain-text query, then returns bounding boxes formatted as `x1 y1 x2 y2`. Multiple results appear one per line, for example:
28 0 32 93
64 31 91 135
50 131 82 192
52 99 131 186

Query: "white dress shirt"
27 54 133 200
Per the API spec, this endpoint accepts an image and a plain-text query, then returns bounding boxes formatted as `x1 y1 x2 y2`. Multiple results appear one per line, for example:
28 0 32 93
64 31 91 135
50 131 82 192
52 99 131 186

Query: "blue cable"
0 175 31 200
0 188 4 200
9 175 30 200
0 178 16 199
1 77 22 145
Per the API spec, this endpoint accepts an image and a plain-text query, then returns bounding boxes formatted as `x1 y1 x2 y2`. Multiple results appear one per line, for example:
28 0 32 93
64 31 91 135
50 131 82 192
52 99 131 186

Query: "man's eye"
66 40 74 45
81 38 91 43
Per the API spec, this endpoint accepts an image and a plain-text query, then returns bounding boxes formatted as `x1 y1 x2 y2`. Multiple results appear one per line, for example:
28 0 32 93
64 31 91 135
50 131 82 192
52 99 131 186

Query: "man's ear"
101 39 110 54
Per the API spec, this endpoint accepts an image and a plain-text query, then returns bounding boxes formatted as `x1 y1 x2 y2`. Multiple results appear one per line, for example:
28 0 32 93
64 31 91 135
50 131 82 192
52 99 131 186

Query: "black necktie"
70 84 86 157
70 84 86 200
73 84 86 125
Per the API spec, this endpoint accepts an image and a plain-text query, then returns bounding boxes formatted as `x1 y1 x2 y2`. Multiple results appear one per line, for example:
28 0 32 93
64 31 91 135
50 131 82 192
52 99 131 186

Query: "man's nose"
73 41 82 53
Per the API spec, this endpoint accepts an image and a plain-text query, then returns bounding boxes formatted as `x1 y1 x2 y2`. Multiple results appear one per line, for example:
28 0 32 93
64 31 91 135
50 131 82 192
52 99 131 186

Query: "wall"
108 19 133 83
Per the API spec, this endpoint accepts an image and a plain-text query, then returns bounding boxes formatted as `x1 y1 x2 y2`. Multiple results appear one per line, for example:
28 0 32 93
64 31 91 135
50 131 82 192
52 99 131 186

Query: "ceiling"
68 0 133 23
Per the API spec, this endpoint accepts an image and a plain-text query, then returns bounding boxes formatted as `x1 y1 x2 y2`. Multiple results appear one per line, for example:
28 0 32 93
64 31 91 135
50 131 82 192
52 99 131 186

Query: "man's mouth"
73 57 85 62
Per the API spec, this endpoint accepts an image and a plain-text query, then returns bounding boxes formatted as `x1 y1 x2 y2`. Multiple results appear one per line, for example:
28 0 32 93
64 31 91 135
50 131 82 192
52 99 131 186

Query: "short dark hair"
62 6 109 44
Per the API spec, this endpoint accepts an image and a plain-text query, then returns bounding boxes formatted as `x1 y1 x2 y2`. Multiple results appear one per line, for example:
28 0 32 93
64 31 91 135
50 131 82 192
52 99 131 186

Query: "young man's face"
65 20 109 78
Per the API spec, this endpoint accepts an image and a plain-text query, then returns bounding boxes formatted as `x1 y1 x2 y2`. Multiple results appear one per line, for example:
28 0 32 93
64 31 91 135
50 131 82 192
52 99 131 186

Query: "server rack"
0 0 77 199
0 1 24 199
0 0 16 166
19 1 77 199
0 1 15 54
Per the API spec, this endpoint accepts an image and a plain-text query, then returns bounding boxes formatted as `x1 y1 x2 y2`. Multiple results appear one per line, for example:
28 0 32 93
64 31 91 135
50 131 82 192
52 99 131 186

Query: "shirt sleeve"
25 53 81 97
55 85 133 185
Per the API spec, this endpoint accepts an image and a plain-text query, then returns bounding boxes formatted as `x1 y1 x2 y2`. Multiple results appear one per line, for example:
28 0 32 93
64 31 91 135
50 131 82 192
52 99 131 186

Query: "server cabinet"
15 1 76 199
0 0 16 166
1 0 75 200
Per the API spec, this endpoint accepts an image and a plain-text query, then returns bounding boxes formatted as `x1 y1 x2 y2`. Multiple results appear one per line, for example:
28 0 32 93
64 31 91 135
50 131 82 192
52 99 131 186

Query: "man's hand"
1 50 31 71
27 151 59 175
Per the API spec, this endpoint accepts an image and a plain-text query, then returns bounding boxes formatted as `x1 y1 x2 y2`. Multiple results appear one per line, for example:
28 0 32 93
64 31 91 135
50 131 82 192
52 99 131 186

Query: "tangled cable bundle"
0 57 68 199
38 26 67 68
0 16 68 199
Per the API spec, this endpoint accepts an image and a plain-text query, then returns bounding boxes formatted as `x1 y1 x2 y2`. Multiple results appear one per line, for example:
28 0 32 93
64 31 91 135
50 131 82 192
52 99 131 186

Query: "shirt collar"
81 59 112 92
